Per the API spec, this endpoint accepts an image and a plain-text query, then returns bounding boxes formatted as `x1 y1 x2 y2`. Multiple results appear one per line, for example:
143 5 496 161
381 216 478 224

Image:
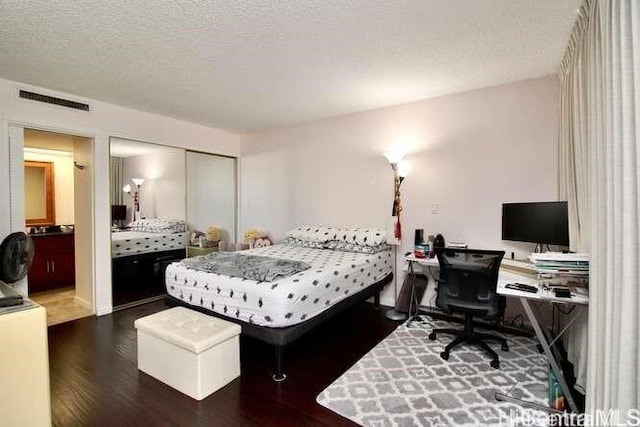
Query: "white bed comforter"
111 230 188 258
165 244 392 327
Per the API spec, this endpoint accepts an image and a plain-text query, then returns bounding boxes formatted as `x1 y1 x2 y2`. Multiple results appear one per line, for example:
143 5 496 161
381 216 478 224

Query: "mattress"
111 231 188 258
165 244 392 327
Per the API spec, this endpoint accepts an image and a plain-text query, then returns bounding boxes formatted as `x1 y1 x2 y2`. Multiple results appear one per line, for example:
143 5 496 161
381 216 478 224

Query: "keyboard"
505 283 539 293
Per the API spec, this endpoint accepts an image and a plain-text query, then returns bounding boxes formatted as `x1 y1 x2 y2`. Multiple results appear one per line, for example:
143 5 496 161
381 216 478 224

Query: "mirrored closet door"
109 138 187 309
185 151 237 256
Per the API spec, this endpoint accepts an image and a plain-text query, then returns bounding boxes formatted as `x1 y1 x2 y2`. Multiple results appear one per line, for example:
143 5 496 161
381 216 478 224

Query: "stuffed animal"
254 236 272 248
190 231 204 246
206 226 221 243
244 229 260 243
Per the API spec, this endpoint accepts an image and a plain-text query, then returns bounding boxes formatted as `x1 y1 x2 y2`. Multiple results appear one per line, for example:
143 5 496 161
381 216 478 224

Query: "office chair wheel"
428 332 436 341
501 343 509 352
440 351 449 361
490 359 499 369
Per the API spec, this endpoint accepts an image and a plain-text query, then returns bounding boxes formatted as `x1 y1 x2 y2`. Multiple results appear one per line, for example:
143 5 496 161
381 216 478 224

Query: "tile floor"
30 287 93 326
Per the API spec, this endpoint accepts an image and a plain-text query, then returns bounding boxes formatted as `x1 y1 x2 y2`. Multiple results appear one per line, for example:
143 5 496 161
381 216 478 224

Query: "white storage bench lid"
134 307 241 354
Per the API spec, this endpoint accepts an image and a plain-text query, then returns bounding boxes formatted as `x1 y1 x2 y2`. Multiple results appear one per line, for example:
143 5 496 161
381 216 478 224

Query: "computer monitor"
501 201 569 247
111 205 127 222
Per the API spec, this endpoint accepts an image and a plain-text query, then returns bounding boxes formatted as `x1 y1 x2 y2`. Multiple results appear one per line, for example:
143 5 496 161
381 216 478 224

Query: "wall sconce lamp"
123 178 145 221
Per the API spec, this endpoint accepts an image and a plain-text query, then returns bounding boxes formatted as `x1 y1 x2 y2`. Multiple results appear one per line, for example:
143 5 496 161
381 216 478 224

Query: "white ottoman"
134 307 241 400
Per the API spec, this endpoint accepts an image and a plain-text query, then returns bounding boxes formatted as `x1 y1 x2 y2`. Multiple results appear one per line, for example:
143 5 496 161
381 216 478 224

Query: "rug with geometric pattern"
317 317 550 426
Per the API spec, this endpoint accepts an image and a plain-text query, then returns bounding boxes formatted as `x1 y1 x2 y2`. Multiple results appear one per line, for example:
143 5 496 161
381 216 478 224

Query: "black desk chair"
428 248 508 369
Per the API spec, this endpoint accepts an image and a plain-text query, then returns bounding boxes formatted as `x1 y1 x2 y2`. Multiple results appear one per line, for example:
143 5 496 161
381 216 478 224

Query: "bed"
111 217 188 258
111 230 188 258
112 218 188 307
165 226 393 380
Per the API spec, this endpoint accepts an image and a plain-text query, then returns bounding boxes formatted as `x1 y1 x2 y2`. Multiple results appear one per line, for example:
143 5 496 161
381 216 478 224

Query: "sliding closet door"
186 152 237 244
109 138 186 309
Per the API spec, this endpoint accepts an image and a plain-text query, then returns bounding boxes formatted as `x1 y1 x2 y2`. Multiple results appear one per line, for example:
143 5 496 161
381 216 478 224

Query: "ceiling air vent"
19 90 90 111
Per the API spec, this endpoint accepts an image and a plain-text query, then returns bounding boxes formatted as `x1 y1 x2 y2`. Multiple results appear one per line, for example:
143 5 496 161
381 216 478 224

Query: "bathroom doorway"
18 128 94 326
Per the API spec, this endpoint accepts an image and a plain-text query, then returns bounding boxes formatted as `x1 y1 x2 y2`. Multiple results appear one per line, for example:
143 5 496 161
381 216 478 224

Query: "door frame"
7 121 96 314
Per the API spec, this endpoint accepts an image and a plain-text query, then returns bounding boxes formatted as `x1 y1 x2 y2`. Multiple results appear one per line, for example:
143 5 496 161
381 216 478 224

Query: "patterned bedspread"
111 230 187 258
165 244 392 327
180 252 310 282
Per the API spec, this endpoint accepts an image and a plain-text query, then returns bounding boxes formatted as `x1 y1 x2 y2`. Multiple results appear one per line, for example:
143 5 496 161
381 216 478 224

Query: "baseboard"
113 295 164 312
95 305 112 316
73 295 93 311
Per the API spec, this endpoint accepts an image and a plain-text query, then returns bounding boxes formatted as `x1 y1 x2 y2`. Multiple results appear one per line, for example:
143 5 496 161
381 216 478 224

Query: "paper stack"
529 252 590 277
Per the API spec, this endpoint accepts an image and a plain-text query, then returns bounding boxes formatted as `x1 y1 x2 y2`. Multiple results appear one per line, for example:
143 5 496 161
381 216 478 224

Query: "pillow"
325 240 391 254
130 218 186 233
285 226 388 246
285 226 343 243
284 236 326 249
335 228 387 247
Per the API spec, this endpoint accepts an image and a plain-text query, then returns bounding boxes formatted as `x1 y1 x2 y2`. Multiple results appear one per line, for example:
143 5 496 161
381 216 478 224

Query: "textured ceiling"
0 0 579 132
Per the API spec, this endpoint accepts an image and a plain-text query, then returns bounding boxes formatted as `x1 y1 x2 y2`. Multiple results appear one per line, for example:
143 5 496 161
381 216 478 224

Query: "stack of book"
529 252 590 277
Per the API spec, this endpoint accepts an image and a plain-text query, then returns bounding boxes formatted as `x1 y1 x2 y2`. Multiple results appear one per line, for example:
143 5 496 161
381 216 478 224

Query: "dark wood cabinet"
28 232 75 294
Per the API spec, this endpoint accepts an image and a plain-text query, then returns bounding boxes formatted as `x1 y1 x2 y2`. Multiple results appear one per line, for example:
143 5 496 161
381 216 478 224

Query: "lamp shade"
398 161 411 178
131 178 145 186
122 184 131 193
383 151 405 165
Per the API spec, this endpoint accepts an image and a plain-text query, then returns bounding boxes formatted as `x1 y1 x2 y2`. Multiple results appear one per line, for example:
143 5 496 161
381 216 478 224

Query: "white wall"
122 149 186 222
73 138 94 309
241 76 560 306
0 78 241 315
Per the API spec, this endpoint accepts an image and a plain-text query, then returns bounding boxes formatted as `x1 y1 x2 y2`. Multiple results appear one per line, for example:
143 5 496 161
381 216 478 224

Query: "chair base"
428 315 508 369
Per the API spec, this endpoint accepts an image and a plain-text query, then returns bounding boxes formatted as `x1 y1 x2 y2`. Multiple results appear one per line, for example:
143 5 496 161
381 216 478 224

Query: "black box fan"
0 232 35 307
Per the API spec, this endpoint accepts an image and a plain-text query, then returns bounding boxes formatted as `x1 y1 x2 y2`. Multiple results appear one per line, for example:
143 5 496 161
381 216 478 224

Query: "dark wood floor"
48 300 400 426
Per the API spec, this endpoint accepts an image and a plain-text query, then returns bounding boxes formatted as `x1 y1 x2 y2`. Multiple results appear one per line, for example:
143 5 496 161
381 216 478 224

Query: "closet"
109 140 236 309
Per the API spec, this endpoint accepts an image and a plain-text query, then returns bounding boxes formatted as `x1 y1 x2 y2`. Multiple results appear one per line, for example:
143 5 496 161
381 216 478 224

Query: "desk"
496 275 588 414
403 255 438 326
0 305 51 426
405 254 588 413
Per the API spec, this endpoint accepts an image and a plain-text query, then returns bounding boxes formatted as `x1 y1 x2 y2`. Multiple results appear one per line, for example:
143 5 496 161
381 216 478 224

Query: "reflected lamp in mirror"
24 160 56 226
123 178 145 220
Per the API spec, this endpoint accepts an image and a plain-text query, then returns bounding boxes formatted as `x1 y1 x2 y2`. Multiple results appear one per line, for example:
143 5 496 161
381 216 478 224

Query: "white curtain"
558 0 640 415
110 157 124 205
557 0 599 396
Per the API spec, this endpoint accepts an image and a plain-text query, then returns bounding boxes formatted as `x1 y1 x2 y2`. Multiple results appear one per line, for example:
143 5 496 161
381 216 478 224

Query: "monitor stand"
533 243 550 253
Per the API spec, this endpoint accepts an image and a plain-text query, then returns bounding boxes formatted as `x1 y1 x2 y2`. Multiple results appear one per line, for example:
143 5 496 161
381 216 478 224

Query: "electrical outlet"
430 203 439 214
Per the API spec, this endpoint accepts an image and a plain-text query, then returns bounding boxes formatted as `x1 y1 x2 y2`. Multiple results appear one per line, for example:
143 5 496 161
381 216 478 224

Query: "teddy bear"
253 236 272 248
